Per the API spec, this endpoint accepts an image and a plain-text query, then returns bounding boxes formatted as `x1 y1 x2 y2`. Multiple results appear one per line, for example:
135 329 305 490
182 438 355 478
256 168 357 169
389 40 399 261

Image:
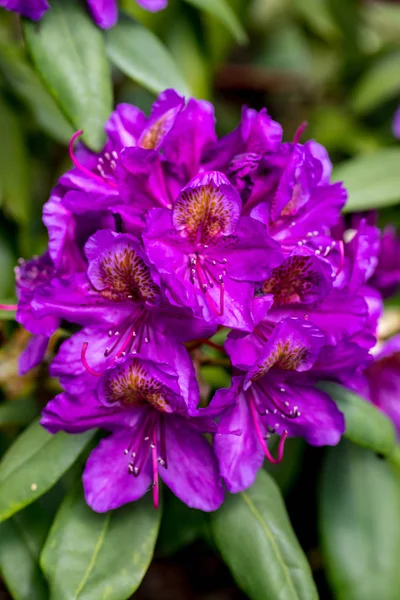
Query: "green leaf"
41 483 161 600
320 382 396 456
183 0 247 44
105 14 190 97
0 398 38 427
0 503 51 600
211 470 318 600
22 0 112 150
0 96 30 226
319 441 400 600
351 53 400 115
0 419 95 522
0 41 74 143
333 148 400 212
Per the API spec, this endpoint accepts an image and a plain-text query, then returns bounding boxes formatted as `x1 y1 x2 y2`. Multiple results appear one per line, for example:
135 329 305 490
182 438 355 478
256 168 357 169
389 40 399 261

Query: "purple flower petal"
86 0 118 28
19 335 49 375
0 0 48 20
159 416 224 511
83 428 152 512
245 317 326 387
213 381 264 493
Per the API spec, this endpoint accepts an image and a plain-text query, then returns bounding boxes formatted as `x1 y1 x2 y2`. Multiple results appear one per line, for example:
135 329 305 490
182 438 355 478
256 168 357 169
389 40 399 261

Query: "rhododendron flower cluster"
9 89 399 513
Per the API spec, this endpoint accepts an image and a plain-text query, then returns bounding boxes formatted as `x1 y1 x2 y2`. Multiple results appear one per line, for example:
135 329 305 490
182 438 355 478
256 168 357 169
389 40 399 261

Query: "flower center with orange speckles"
97 247 160 303
103 362 172 412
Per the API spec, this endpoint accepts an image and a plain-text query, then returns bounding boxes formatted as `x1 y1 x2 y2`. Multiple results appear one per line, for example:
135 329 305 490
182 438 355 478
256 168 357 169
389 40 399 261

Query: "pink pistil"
293 121 308 145
81 342 103 377
249 393 287 465
219 282 225 316
69 131 118 189
335 240 345 278
0 303 18 311
151 428 159 509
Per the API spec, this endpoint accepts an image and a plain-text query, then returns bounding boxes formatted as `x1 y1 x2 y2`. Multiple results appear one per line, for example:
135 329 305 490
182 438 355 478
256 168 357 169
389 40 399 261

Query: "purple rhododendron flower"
12 89 383 512
207 318 345 492
143 171 283 330
0 0 167 27
42 356 223 511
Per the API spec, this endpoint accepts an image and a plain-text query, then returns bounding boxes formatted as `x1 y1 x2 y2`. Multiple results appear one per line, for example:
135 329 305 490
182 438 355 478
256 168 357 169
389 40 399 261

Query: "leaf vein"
74 513 111 599
241 491 298 599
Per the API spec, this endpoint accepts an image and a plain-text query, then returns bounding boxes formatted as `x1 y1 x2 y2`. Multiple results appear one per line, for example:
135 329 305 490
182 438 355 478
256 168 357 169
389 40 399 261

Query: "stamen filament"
293 121 308 145
0 303 18 310
335 240 345 278
152 428 159 509
69 131 118 189
81 342 103 377
248 392 287 464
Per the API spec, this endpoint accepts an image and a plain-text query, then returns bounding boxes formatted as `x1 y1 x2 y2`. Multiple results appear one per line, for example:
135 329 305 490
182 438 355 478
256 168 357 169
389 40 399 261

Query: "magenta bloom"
32 229 213 395
143 171 283 330
42 356 224 511
0 0 167 27
207 318 345 493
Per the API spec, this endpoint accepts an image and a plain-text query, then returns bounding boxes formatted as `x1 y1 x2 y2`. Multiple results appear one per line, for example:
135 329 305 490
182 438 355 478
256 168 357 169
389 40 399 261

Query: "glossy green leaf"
22 0 112 150
183 0 247 44
0 41 73 143
333 148 400 212
105 15 190 97
211 470 318 600
0 419 95 522
351 53 400 115
0 503 52 600
0 96 30 226
319 441 400 600
41 483 161 600
320 382 396 456
0 398 38 427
